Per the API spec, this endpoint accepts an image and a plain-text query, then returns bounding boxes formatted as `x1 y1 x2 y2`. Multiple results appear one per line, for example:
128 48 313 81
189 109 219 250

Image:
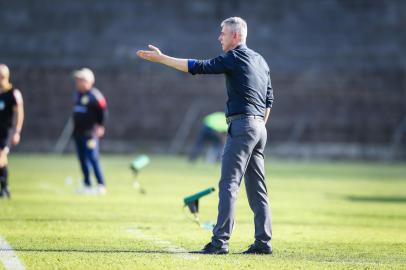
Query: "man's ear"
233 32 241 43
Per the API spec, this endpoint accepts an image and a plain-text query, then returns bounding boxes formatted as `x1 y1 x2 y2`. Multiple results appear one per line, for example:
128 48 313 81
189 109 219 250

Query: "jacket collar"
234 43 247 50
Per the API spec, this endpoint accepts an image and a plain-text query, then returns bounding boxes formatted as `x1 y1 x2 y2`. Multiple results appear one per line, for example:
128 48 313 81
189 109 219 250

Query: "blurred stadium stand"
0 0 405 159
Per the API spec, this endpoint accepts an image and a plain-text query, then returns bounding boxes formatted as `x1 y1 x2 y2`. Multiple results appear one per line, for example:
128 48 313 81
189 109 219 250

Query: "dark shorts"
0 129 10 150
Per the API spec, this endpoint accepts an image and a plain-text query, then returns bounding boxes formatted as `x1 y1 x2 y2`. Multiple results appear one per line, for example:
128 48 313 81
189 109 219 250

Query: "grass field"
0 154 405 269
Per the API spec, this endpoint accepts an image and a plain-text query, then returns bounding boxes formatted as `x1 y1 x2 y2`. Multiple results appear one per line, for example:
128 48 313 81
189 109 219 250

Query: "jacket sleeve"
188 51 235 75
93 91 107 125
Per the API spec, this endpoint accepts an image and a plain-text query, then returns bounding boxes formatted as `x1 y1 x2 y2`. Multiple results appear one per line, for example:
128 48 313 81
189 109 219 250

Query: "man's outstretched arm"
137 45 188 73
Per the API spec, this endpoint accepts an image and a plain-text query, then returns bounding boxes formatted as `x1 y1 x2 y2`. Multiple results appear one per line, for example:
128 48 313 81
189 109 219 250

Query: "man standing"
72 68 107 195
137 17 274 254
0 64 24 199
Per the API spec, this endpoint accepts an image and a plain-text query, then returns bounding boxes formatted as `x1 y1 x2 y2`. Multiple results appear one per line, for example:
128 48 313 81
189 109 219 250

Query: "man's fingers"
148 45 161 54
137 50 149 57
136 46 162 62
137 50 149 59
137 50 156 60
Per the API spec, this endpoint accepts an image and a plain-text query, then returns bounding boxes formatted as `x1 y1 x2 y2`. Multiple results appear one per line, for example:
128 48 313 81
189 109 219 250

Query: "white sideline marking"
126 228 198 260
0 236 25 270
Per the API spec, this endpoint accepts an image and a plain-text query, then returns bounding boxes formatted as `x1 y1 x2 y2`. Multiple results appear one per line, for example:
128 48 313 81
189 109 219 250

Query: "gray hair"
221 17 248 43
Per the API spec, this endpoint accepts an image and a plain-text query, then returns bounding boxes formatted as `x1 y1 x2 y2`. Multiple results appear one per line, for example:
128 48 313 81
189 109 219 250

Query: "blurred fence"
1 0 405 159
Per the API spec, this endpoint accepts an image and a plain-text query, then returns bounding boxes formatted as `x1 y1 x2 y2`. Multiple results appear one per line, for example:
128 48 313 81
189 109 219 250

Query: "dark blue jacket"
188 44 274 117
73 88 107 137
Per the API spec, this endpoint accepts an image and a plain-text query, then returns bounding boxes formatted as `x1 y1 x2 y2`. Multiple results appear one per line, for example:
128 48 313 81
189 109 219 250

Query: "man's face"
218 25 237 52
75 78 92 93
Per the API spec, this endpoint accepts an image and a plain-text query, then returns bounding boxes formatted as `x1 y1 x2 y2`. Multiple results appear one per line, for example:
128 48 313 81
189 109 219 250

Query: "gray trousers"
211 116 272 248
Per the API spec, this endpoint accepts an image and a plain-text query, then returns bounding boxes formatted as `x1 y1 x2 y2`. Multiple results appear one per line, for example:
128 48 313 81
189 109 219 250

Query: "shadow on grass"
7 248 178 254
7 248 246 255
346 195 406 203
0 218 150 225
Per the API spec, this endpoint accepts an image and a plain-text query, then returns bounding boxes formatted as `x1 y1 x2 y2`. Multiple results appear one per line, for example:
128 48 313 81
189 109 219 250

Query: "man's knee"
86 149 99 163
0 149 9 167
219 178 240 197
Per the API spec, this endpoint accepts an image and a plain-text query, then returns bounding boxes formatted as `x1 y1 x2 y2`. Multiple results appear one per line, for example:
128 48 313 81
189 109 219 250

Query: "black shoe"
242 244 272 255
194 242 229 255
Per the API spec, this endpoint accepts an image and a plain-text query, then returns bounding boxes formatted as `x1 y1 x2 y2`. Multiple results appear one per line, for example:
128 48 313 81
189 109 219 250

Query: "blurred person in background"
72 68 107 195
0 64 24 199
189 111 227 163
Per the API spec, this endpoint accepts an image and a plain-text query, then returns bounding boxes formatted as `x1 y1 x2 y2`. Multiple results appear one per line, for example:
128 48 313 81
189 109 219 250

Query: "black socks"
0 166 8 193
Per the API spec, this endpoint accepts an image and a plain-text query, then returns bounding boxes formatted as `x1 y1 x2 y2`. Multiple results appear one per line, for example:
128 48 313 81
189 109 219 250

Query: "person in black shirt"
72 68 107 195
137 17 274 255
0 64 24 199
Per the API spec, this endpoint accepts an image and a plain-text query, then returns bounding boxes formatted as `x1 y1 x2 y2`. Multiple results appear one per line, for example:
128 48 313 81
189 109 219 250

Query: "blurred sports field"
0 154 405 269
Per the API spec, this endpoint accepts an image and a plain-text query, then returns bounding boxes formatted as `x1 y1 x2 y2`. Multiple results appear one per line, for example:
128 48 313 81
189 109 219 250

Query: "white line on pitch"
0 236 25 270
126 227 198 260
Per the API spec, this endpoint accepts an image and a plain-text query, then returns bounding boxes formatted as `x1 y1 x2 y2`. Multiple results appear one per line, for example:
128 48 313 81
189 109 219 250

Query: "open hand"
136 45 163 62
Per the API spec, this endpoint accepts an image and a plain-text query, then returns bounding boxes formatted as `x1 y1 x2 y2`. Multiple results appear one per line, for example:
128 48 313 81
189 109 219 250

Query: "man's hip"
226 114 264 125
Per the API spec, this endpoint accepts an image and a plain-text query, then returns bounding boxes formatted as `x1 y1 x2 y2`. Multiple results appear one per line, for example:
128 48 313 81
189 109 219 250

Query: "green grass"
1 154 405 269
